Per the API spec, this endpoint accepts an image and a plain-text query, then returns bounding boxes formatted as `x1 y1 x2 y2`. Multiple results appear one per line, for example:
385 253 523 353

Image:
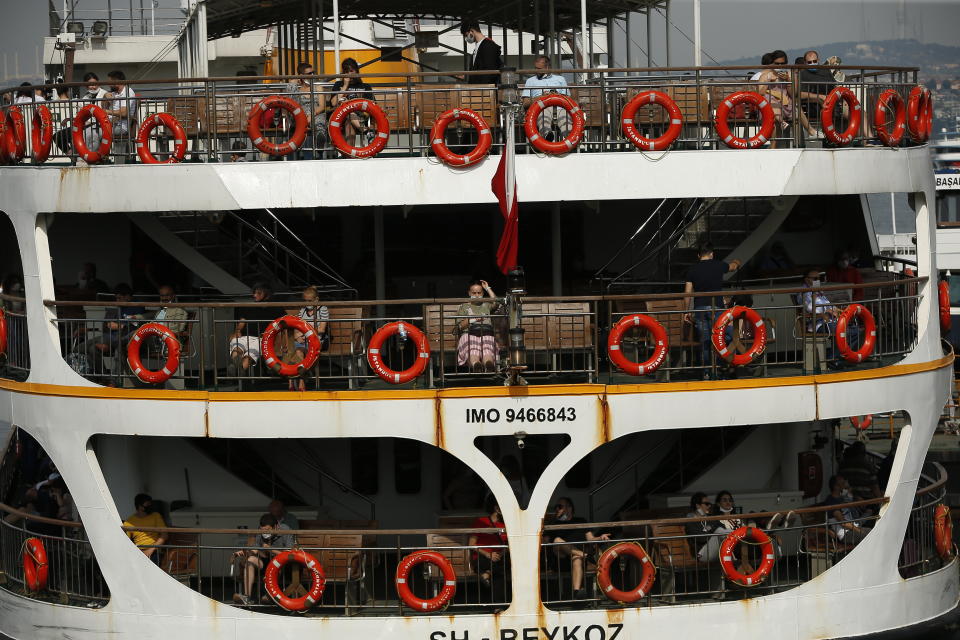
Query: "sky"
0 0 958 81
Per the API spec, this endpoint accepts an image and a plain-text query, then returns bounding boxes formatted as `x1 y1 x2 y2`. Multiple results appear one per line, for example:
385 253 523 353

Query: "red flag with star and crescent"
491 144 518 274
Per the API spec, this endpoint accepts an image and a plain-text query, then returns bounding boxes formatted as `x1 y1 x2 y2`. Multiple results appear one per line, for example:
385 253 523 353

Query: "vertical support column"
625 13 632 68
646 8 652 67
580 0 588 75
318 0 325 74
548 0 556 68
552 202 562 296
533 0 540 60
517 1 524 68
665 0 671 67
374 206 385 316
606 16 614 69
333 0 341 74
693 0 702 67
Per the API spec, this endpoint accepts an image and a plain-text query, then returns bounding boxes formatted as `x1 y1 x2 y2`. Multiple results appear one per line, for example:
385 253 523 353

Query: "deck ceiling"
204 0 666 39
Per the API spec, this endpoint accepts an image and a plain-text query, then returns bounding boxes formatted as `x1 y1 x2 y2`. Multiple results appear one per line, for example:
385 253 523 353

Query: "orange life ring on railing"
821 86 861 146
135 112 188 164
712 306 767 366
940 280 952 334
0 308 7 358
719 526 775 587
873 89 906 147
850 415 873 430
246 95 308 157
72 104 113 164
524 93 586 154
329 98 390 158
595 542 656 603
907 86 931 144
31 104 53 164
714 91 775 149
367 321 430 384
264 550 326 611
621 90 683 151
23 537 48 592
607 313 669 375
430 108 492 167
126 322 181 384
395 550 456 612
934 504 954 560
260 315 321 377
2 106 26 163
836 303 876 363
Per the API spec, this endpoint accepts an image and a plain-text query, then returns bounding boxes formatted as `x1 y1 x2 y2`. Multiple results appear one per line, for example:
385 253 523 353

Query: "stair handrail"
260 208 353 291
289 439 376 520
587 436 671 520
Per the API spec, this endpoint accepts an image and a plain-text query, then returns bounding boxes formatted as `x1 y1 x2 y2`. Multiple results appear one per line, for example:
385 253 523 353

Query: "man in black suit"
460 19 502 85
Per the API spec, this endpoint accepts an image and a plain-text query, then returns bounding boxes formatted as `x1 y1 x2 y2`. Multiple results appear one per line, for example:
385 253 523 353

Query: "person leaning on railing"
683 243 741 380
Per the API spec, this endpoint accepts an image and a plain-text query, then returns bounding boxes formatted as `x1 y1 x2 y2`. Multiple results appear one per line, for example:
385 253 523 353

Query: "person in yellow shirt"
123 493 167 559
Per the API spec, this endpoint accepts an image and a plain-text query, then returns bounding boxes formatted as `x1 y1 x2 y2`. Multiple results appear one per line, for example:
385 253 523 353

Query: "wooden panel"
649 523 701 569
547 302 592 349
624 84 711 125
426 533 476 577
571 87 605 128
520 302 549 350
415 84 498 129
372 86 411 131
424 304 461 354
323 307 364 358
165 96 205 136
645 299 698 347
317 533 363 581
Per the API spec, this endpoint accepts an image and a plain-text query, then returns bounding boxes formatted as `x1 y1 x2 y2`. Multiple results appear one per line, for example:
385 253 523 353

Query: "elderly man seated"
801 269 859 366
521 55 570 142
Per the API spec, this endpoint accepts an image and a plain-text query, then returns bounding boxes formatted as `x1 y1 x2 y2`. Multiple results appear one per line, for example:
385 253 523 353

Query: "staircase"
154 209 353 293
188 439 307 507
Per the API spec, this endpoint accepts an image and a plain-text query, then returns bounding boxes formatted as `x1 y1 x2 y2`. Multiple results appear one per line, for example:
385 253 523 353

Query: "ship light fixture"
66 21 85 36
91 21 108 37
499 67 519 105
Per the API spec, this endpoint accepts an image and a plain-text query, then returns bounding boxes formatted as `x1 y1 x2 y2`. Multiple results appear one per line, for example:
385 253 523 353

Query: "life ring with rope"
23 537 49 591
595 542 656 603
621 90 683 151
126 322 181 384
260 315 322 377
712 306 768 366
607 313 669 375
31 104 54 163
263 550 326 611
835 304 876 363
367 321 430 384
719 526 776 587
329 98 390 158
874 89 906 147
135 112 188 164
714 91 775 149
395 550 456 612
430 107 492 167
821 86 861 146
246 95 308 157
524 93 585 154
72 104 113 164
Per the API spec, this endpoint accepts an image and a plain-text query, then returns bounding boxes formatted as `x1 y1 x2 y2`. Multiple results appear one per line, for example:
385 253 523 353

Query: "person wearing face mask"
801 269 838 333
826 250 864 302
103 70 138 164
469 497 509 593
756 50 820 147
122 493 168 560
549 497 611 599
521 55 570 142
459 19 503 85
684 492 719 555
456 279 500 373
823 475 870 544
232 513 294 606
710 491 755 577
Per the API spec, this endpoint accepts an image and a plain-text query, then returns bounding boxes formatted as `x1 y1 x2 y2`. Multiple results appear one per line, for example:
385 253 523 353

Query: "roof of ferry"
204 0 665 40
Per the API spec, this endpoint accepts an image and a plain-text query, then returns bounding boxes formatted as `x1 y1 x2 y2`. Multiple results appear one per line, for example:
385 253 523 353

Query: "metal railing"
0 504 109 606
899 462 950 578
30 276 924 391
0 64 924 167
0 294 29 381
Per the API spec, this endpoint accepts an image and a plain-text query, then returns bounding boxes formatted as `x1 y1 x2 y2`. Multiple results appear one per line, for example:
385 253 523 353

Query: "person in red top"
826 251 864 301
469 496 508 592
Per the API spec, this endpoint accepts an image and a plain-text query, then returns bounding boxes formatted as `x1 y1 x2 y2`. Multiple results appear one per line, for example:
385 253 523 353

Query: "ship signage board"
429 624 624 640
936 173 960 191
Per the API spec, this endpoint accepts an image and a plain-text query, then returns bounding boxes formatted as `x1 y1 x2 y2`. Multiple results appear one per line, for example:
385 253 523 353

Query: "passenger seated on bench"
329 58 375 147
123 493 167 561
469 496 508 589
232 513 294 606
690 491 754 575
684 492 718 555
288 285 330 392
456 280 500 373
550 497 611 599
228 282 278 378
823 474 871 545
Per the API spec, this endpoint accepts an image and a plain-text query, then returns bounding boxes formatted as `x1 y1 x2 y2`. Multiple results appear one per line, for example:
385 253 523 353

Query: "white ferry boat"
0 2 955 639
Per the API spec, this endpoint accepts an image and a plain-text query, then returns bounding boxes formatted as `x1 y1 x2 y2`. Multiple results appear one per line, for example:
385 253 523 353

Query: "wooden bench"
319 306 365 389
546 302 595 380
423 303 462 375
289 531 366 612
624 84 712 148
648 522 720 600
370 86 413 133
414 84 499 131
160 530 199 585
425 532 478 584
636 299 697 380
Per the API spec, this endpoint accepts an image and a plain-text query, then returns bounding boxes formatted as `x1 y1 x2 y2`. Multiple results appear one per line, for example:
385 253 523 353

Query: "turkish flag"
492 149 518 274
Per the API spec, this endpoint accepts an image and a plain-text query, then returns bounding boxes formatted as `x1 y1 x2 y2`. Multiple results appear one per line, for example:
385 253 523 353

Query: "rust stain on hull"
435 396 444 449
598 395 610 444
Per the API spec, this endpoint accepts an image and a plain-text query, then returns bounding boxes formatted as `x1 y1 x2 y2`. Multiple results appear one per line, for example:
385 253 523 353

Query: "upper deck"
0 64 935 212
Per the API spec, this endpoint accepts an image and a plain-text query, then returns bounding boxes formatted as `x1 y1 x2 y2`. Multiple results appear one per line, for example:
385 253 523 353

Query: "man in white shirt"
104 70 138 163
521 55 570 141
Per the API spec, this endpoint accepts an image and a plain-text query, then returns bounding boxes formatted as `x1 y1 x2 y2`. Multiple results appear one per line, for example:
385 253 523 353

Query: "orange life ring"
714 91 775 149
135 112 188 164
719 526 775 587
264 550 326 611
367 321 430 384
922 90 934 140
524 93 586 154
246 95 308 157
907 86 931 143
621 90 683 151
836 303 876 363
260 315 321 377
821 86 861 146
23 537 48 592
934 504 954 560
607 313 669 375
940 280 952 334
595 542 656 603
850 415 873 430
2 106 26 163
126 322 181 384
0 308 7 358
31 104 54 164
712 306 767 366
395 550 456 612
329 98 390 158
430 108 492 167
72 104 113 164
873 89 906 147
